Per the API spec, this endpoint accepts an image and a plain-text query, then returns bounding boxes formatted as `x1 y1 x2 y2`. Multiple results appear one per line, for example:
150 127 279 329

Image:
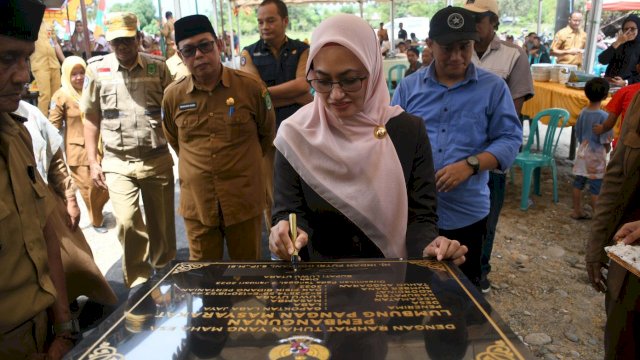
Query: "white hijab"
274 14 408 258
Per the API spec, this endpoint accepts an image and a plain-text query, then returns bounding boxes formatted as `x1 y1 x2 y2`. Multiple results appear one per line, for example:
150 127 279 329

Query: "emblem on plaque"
268 335 330 360
87 341 124 359
476 340 517 360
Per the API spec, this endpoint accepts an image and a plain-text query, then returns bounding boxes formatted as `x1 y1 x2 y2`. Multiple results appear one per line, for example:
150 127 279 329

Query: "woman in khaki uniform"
17 100 117 306
50 56 109 232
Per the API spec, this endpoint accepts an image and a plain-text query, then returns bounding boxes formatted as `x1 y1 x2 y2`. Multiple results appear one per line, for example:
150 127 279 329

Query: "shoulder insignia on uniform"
10 113 27 123
147 63 157 76
87 55 105 64
262 88 272 110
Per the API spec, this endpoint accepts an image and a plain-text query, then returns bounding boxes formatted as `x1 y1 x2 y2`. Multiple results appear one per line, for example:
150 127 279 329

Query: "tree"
110 0 160 35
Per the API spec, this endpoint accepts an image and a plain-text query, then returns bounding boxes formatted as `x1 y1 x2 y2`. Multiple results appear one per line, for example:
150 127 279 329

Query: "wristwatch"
466 155 480 175
53 319 80 335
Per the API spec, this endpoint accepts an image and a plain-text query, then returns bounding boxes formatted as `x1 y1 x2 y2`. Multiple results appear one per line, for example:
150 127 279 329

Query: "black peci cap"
175 14 217 46
0 0 46 42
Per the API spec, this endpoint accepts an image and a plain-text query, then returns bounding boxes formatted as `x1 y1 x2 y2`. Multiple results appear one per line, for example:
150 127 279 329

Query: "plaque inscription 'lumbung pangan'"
68 260 533 360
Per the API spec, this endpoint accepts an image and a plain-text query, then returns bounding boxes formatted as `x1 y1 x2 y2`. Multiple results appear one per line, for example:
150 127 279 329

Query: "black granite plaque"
66 260 533 359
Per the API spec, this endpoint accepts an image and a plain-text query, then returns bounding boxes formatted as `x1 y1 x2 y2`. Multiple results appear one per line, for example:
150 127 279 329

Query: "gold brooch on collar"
374 126 387 139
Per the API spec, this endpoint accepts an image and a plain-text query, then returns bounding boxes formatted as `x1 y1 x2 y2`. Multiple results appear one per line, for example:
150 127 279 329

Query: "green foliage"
110 0 160 35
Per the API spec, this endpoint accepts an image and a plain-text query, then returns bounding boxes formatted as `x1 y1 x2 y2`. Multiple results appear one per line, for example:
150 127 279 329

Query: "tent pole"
212 0 219 34
390 0 395 52
235 6 241 57
227 0 236 64
537 0 543 35
158 0 166 57
79 0 92 58
584 0 602 74
174 0 182 19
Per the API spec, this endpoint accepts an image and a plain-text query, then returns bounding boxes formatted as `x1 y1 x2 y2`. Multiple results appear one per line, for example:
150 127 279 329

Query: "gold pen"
289 213 300 271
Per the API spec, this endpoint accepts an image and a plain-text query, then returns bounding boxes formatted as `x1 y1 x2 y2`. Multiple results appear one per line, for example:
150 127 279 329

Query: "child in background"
572 78 613 220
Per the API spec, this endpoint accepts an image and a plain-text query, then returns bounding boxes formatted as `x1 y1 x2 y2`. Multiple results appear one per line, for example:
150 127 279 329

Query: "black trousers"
439 216 488 286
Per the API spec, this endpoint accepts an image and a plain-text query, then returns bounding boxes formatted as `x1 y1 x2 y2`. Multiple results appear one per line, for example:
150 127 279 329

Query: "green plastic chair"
510 108 570 211
520 114 540 151
387 64 407 97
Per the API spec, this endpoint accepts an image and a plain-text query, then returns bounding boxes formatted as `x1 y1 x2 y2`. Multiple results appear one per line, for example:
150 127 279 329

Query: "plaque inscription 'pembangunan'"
69 260 533 360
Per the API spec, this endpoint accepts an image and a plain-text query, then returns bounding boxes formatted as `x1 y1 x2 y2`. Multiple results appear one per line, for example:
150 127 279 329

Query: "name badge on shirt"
179 102 197 111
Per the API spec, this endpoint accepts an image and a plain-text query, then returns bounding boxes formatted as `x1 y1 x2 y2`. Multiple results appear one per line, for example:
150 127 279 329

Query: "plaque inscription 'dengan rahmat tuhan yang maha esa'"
68 260 534 360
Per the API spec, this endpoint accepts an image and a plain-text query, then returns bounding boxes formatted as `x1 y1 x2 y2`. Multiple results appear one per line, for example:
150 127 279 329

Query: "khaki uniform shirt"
551 26 587 66
31 24 61 71
50 89 88 166
80 53 173 175
0 112 57 333
472 34 534 102
161 20 175 41
588 93 640 300
162 67 276 226
166 53 190 81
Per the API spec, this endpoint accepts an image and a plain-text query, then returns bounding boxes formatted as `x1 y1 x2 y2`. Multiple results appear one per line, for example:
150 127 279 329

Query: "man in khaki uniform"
586 92 640 359
0 1 73 358
31 22 64 117
161 11 175 45
163 15 275 261
82 12 176 288
550 11 587 67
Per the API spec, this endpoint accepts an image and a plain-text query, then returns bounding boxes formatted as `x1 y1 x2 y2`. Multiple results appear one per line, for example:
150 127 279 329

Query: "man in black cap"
392 6 522 289
0 0 74 358
162 15 275 262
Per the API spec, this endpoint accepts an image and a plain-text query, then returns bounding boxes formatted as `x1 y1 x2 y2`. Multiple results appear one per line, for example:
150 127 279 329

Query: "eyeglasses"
109 37 136 47
307 77 368 93
179 41 216 58
623 27 638 32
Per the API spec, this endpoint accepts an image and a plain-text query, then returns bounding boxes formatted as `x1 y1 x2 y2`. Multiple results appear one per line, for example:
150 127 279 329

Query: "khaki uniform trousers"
70 165 109 227
105 168 176 288
0 311 47 359
32 67 61 117
184 214 262 261
605 263 640 360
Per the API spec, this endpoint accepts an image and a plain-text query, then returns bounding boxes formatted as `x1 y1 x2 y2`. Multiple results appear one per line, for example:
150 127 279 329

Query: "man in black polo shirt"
240 0 311 128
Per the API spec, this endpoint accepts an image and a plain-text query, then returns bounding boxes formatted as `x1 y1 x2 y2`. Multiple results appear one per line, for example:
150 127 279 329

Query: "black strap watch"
466 155 480 175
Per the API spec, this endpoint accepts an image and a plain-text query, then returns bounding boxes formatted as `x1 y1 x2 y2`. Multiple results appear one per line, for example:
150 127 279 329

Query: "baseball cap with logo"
105 12 138 41
464 0 500 16
428 7 479 45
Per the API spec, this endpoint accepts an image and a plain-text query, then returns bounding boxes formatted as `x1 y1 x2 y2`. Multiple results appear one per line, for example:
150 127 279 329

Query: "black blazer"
272 112 439 260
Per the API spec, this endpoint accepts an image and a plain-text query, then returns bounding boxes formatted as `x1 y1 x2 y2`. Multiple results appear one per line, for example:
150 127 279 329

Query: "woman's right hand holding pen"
269 220 309 260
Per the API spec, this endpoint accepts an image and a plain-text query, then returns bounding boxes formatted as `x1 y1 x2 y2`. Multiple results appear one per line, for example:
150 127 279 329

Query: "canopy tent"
586 0 640 11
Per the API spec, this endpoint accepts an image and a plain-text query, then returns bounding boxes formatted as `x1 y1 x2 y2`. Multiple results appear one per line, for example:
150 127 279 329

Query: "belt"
102 108 161 119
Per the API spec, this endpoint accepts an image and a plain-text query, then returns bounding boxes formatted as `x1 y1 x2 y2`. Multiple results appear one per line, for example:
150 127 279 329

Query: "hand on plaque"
269 220 308 260
423 236 467 266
